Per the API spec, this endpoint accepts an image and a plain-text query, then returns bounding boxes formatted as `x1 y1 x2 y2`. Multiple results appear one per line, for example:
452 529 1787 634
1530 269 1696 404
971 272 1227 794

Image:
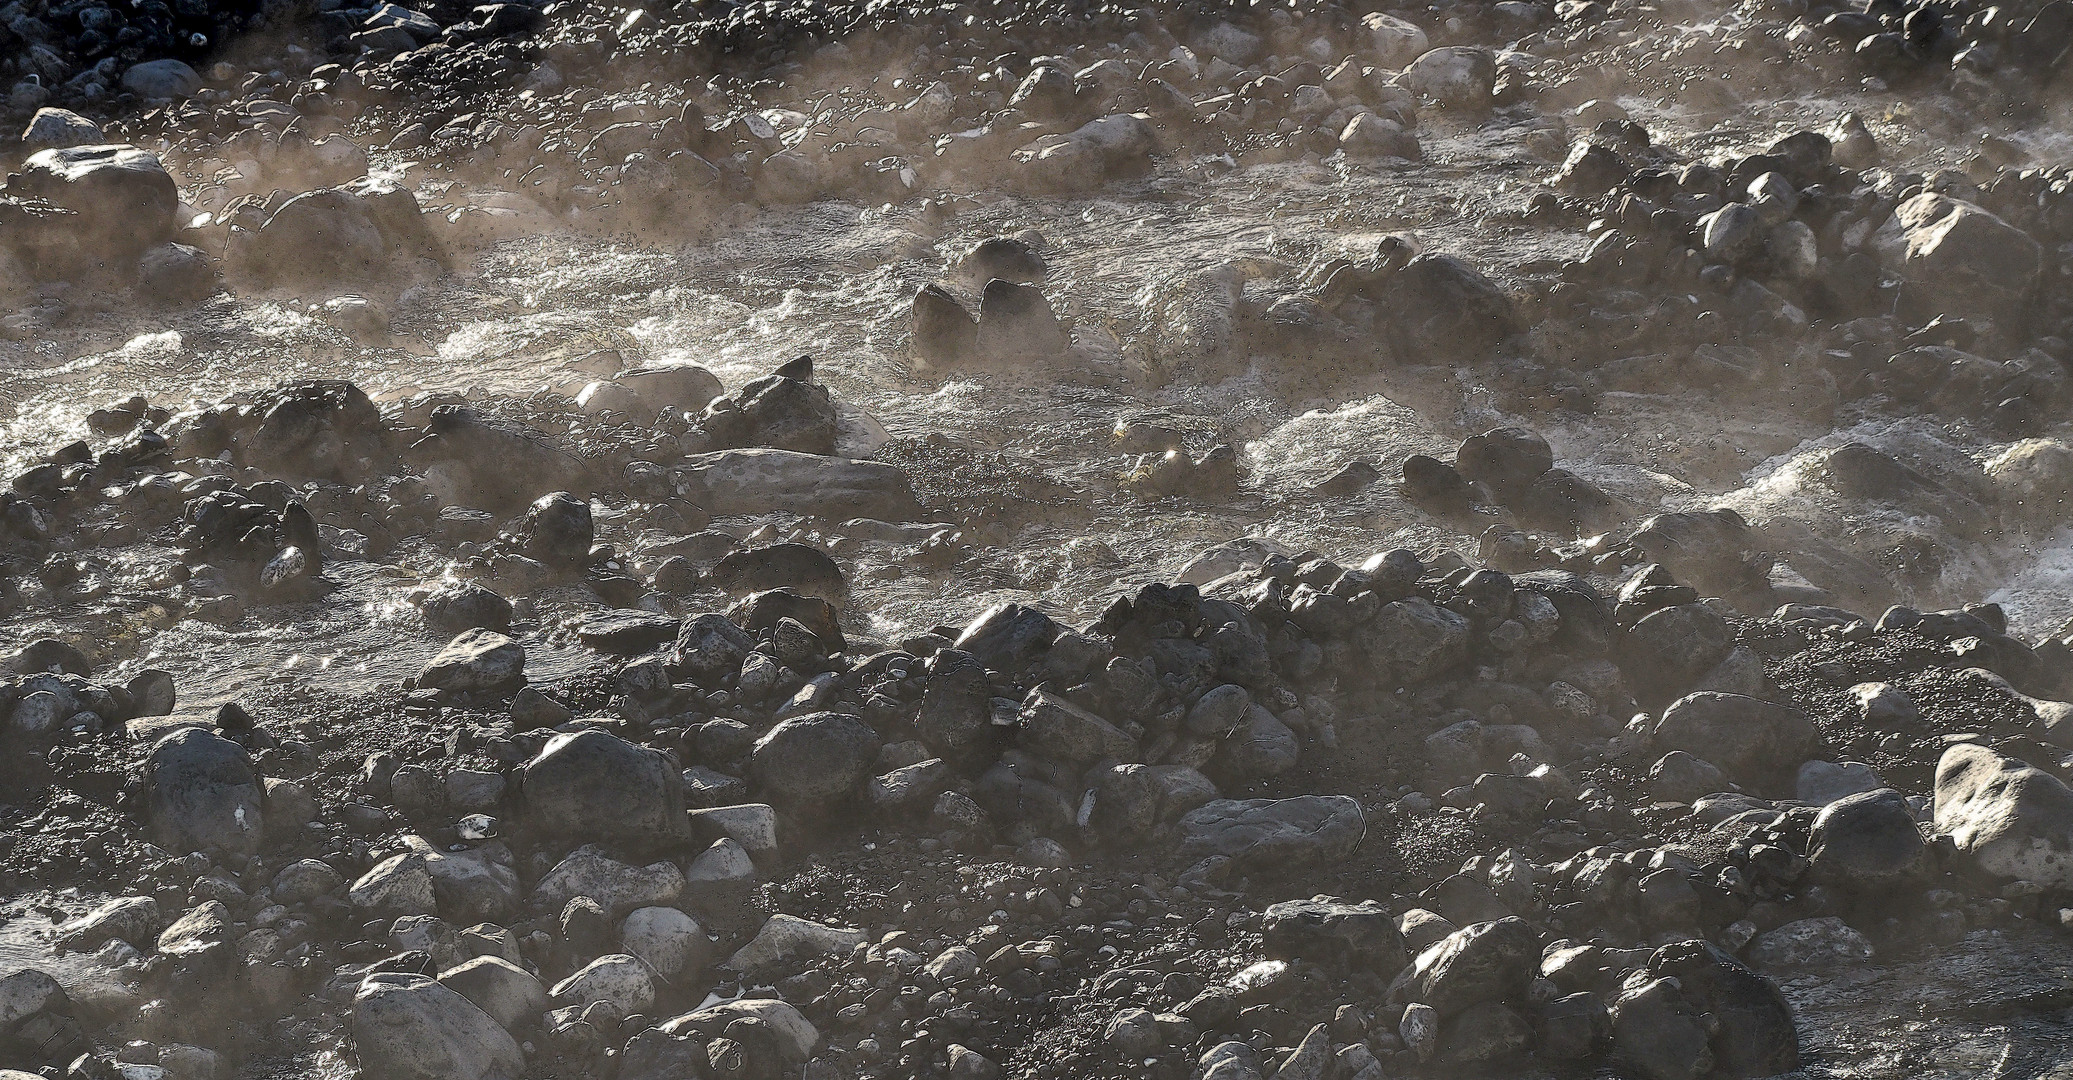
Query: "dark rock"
524 730 686 845
143 727 264 857
750 712 881 811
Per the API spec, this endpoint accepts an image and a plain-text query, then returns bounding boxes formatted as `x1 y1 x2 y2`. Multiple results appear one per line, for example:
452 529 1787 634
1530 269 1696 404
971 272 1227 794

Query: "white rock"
620 907 710 980
658 998 819 1062
437 957 547 1033
728 915 866 976
551 954 654 1015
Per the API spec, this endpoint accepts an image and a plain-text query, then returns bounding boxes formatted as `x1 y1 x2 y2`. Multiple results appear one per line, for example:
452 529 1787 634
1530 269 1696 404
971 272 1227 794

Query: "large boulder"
418 630 525 696
674 449 921 520
1176 796 1364 869
523 730 686 845
1871 192 2042 325
351 973 523 1080
14 144 178 262
749 713 881 811
21 109 101 149
121 59 202 98
1398 47 1495 111
143 728 265 856
1409 917 1539 1016
1651 693 1817 790
1641 940 1798 1078
1934 742 2073 887
1262 899 1406 975
1806 788 1928 889
241 380 384 479
659 999 819 1063
1381 254 1516 362
229 179 438 287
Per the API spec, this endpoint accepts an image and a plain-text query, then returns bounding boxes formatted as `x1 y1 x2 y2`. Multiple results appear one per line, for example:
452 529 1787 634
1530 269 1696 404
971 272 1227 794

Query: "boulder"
1398 47 1495 111
728 915 866 977
1652 693 1817 790
20 108 101 149
1456 427 1553 499
1409 917 1539 1016
674 449 921 520
418 630 525 695
749 713 881 811
1261 900 1406 974
621 907 710 979
532 847 683 915
1871 192 2042 325
551 954 654 1014
1806 788 1927 889
523 731 685 845
437 958 547 1033
121 59 202 98
1176 796 1364 869
1934 742 2073 887
15 144 178 262
351 973 523 1080
658 999 819 1063
1641 940 1797 1077
143 727 264 856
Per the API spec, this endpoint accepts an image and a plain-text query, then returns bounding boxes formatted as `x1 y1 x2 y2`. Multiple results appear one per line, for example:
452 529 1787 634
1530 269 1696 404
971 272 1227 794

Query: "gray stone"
532 847 683 915
144 727 264 856
1019 690 1137 765
727 915 866 977
675 449 921 521
1652 693 1817 789
418 630 525 695
437 957 547 1033
121 59 202 98
1409 917 1538 1016
551 954 654 1015
350 973 523 1080
1747 917 1873 968
1177 796 1364 869
657 998 819 1063
523 730 685 844
21 108 101 148
621 907 710 979
1795 760 1884 805
750 712 880 811
1871 192 2042 324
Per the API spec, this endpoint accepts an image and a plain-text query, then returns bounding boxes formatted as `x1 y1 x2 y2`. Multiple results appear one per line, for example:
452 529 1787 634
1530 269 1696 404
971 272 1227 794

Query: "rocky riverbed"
6 0 2073 1076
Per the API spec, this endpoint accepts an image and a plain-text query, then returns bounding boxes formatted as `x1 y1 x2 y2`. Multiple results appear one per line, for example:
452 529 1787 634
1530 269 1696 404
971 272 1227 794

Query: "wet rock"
675 614 756 688
521 492 592 567
961 236 1046 285
230 179 438 287
576 611 682 654
350 973 524 1080
524 731 685 845
14 144 178 262
57 897 161 950
422 583 513 634
1871 193 2042 325
709 543 845 603
1410 917 1539 1015
1985 438 2073 525
974 279 1069 362
1384 255 1517 363
1643 940 1797 1075
749 712 881 811
1934 742 2073 887
675 449 921 520
1399 47 1495 111
418 630 526 696
1177 796 1364 869
21 108 101 149
1748 917 1874 968
911 284 978 367
1456 427 1552 499
734 366 838 454
137 243 217 305
143 727 264 857
1609 976 1713 1080
121 59 201 98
